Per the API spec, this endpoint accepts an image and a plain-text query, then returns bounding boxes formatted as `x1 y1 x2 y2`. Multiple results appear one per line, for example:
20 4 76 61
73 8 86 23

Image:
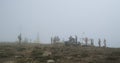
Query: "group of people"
51 36 107 47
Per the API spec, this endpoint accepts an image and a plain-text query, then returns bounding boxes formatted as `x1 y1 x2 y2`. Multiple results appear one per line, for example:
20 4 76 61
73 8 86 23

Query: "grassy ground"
0 43 120 63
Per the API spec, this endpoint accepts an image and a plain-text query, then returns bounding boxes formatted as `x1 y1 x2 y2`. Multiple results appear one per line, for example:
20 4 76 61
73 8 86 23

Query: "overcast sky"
0 0 120 47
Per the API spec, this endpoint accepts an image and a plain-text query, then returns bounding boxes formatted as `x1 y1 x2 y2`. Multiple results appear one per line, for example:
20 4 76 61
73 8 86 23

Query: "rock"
43 51 52 56
47 59 55 63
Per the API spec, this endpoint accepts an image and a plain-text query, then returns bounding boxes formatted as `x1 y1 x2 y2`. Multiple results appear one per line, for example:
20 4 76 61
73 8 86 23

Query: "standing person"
75 35 78 44
98 38 101 47
90 39 94 46
84 37 88 46
104 39 107 47
51 37 53 45
18 33 22 45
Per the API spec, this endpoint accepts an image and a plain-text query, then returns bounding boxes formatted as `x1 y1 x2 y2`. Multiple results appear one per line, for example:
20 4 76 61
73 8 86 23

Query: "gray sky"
0 0 120 47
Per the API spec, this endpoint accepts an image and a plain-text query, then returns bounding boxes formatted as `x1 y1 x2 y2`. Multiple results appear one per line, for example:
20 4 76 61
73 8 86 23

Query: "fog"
0 0 120 47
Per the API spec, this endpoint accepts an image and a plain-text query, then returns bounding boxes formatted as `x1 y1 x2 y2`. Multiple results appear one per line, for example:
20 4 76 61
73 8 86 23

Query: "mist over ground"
0 0 120 47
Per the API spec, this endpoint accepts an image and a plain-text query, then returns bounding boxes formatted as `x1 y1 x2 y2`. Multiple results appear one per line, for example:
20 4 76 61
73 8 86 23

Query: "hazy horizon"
0 0 120 47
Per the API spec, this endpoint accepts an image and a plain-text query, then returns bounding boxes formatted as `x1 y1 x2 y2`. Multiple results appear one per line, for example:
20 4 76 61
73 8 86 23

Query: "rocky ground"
0 43 120 63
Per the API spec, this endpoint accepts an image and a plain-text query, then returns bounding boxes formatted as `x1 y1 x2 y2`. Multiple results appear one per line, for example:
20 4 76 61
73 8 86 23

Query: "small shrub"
17 47 26 51
0 52 8 58
106 56 119 60
31 50 43 58
81 51 89 58
111 51 120 56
